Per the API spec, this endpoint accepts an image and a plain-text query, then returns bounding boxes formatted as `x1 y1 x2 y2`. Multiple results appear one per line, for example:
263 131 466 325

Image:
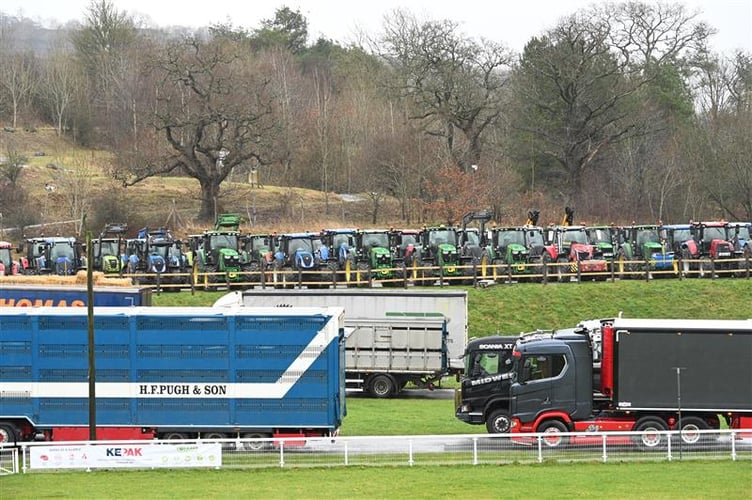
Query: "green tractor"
91 223 127 275
239 233 275 285
349 228 403 287
615 224 677 279
190 213 244 289
483 225 552 282
412 225 467 285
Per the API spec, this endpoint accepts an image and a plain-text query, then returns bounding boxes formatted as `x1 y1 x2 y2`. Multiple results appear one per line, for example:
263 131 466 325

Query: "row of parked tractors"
1 209 750 288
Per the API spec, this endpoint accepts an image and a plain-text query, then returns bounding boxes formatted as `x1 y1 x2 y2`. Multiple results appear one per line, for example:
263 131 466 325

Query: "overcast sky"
3 0 750 54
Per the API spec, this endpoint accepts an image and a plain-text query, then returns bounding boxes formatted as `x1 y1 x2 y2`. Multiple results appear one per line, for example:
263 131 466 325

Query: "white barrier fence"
1 429 750 474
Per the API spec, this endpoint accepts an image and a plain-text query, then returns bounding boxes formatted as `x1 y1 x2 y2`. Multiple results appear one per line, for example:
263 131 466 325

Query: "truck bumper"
455 408 485 425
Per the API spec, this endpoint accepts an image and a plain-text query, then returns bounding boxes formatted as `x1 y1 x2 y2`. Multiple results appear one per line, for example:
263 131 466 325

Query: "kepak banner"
29 443 222 469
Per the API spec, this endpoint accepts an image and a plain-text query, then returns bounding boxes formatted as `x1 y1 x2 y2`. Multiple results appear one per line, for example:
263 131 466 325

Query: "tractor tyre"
356 261 370 288
617 250 629 280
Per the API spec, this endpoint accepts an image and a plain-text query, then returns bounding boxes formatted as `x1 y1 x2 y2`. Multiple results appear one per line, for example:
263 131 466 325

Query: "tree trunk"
198 178 221 222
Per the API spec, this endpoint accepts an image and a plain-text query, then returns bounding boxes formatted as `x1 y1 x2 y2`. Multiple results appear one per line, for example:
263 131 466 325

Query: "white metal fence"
2 429 750 474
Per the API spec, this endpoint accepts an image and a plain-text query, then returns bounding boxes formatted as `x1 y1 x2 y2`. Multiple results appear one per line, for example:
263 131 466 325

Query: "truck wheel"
162 432 189 441
242 432 272 451
633 417 667 450
485 409 511 434
674 416 710 446
0 423 19 443
538 420 568 448
368 374 396 398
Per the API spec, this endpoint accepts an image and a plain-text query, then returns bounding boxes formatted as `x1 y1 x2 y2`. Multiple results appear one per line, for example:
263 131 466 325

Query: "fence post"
602 434 608 463
537 435 543 463
279 440 285 468
408 439 414 466
472 437 478 465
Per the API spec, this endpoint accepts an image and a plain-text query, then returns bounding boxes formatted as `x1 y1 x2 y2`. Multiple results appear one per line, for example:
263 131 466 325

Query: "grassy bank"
152 279 752 336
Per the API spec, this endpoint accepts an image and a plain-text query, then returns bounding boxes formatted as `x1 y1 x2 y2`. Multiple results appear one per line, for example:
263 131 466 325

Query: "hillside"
1 128 399 239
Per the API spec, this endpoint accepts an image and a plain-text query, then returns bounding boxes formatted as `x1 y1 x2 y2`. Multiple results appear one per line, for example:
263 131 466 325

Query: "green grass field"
3 461 751 499
4 280 751 495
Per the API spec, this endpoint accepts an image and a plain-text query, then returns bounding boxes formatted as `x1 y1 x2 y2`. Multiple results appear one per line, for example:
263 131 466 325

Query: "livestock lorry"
0 284 152 307
509 317 752 448
0 306 346 444
216 289 468 398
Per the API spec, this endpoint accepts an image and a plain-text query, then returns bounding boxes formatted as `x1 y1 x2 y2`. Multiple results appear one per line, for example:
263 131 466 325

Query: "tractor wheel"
344 258 355 286
326 260 339 286
681 250 694 277
617 250 629 280
556 258 569 283
419 261 435 286
698 258 712 279
479 252 491 279
357 262 370 288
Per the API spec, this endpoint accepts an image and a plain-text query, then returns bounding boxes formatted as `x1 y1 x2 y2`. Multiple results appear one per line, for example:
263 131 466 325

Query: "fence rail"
111 255 751 293
3 429 750 474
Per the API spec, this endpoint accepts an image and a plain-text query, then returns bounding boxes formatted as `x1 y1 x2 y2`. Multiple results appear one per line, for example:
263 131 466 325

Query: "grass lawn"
3 461 750 499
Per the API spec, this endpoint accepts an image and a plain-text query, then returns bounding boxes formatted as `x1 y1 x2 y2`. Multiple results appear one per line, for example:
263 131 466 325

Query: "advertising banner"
29 443 222 470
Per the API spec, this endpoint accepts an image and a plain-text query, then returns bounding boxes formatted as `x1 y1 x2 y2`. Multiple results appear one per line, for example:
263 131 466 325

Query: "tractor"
728 221 752 275
21 236 85 276
544 225 608 281
190 213 245 289
271 232 331 288
125 227 190 288
0 241 22 276
411 225 468 285
678 221 737 278
348 228 402 286
318 228 357 284
614 224 677 279
239 233 276 284
484 225 553 282
458 210 493 270
91 223 127 275
585 225 617 271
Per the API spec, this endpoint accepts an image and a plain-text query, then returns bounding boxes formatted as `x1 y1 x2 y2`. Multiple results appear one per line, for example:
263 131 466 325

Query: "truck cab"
455 336 518 433
510 333 593 429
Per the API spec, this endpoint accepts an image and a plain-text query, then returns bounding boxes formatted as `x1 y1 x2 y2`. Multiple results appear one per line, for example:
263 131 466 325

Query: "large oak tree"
113 35 276 221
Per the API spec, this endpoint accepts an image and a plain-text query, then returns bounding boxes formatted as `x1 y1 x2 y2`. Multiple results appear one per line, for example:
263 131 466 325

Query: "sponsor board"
29 443 222 470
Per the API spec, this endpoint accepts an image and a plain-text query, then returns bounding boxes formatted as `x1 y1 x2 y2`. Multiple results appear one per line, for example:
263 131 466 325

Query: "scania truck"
509 317 752 448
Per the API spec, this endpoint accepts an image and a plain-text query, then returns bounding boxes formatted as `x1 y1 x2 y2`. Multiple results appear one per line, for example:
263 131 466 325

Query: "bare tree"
39 50 82 135
112 36 276 222
0 51 37 128
509 2 711 204
376 10 514 172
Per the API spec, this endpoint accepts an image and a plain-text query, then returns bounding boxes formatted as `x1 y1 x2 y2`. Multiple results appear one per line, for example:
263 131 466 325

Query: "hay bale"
0 272 134 287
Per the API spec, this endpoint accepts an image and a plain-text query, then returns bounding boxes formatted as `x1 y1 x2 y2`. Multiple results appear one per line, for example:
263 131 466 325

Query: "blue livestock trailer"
0 306 346 443
0 284 152 307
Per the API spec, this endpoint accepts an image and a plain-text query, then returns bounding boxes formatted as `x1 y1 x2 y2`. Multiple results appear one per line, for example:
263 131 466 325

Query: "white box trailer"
215 289 468 397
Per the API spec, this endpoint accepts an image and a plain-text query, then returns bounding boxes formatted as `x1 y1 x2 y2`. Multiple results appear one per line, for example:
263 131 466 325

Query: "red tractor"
0 241 22 275
679 221 737 277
